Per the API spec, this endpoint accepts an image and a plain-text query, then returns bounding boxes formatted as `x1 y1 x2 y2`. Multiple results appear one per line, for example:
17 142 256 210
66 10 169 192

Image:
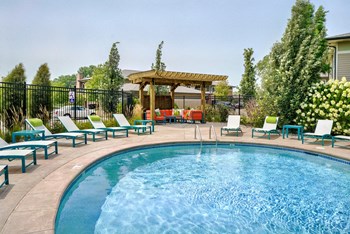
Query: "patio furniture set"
221 115 348 148
0 113 152 189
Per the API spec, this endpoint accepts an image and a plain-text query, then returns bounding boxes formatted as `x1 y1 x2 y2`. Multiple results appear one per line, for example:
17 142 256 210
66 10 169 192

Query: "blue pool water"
55 144 350 233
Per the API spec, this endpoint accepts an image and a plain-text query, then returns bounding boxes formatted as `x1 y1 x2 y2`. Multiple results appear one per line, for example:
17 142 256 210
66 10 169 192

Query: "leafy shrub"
205 104 229 122
244 99 265 127
295 78 350 134
48 121 66 133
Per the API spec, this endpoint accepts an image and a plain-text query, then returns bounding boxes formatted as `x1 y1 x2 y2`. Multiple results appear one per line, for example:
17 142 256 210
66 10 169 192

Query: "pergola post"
170 84 179 109
138 83 145 108
201 82 206 120
150 79 155 120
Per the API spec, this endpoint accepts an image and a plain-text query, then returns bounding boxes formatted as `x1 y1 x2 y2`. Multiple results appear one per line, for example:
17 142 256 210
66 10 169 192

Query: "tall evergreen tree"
1 63 27 129
100 42 124 113
240 48 256 103
151 41 167 94
151 41 166 72
258 0 328 124
30 63 52 120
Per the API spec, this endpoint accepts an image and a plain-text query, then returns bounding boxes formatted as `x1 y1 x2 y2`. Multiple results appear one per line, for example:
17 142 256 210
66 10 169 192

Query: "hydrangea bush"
295 78 350 135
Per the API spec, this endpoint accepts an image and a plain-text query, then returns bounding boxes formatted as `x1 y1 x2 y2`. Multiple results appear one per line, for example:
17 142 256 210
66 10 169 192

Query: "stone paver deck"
1 123 349 233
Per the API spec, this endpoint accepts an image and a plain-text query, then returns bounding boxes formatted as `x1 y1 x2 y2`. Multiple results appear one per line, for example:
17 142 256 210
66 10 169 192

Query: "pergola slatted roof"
128 70 228 86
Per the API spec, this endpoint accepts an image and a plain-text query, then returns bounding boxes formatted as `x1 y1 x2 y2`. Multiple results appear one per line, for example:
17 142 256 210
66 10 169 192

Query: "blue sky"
0 0 349 86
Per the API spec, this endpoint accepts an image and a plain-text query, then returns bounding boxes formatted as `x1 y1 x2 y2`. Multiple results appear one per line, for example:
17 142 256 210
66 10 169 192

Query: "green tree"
30 63 52 121
151 41 168 94
258 0 328 125
240 48 256 103
152 41 166 71
214 80 230 97
100 42 124 113
85 64 107 89
52 74 76 88
1 63 26 129
78 65 96 78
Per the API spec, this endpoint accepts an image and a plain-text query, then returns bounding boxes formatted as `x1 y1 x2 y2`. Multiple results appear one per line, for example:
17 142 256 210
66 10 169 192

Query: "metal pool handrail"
209 125 218 147
194 125 203 149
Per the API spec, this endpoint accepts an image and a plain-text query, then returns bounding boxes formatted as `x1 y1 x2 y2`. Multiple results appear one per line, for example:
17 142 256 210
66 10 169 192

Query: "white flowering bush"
295 77 350 135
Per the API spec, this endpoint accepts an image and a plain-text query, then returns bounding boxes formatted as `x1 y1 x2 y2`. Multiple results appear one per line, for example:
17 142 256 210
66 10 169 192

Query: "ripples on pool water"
55 144 350 234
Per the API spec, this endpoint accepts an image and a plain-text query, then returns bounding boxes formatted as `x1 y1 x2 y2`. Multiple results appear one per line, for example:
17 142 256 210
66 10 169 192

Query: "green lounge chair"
252 116 280 140
26 118 87 147
0 149 36 173
88 115 128 138
221 115 242 136
0 136 57 160
302 120 333 146
57 116 108 141
0 165 9 188
113 114 152 135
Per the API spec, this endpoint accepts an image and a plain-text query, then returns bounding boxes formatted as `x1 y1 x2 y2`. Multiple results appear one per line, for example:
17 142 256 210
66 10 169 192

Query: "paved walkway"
0 122 349 233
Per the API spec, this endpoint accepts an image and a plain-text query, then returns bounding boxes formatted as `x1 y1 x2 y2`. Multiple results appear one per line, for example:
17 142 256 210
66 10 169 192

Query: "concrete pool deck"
1 122 350 233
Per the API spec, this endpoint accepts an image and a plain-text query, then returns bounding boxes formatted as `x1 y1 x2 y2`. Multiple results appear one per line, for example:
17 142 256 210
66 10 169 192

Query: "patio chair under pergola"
128 70 228 120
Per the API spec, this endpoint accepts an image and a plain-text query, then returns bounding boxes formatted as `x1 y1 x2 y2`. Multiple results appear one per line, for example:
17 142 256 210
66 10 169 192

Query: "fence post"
74 86 77 120
23 82 27 118
238 94 241 115
121 89 124 115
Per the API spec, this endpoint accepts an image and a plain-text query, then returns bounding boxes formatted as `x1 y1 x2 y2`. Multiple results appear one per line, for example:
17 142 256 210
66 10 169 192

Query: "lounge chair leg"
252 129 254 138
332 137 334 147
44 148 48 159
55 142 58 154
4 166 9 185
21 158 26 173
73 139 76 147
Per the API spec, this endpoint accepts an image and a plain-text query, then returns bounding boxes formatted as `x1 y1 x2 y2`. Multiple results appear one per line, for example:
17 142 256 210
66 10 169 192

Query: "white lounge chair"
221 115 242 136
26 118 87 147
252 116 280 140
113 114 152 135
302 120 333 146
88 115 128 138
57 116 108 141
0 149 36 173
0 137 57 160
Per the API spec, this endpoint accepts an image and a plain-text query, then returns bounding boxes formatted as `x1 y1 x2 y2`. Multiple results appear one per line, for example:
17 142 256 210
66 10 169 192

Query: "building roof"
326 33 350 41
128 70 228 86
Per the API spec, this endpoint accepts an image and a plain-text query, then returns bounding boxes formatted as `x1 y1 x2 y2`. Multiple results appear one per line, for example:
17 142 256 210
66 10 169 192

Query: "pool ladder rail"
194 125 203 149
194 125 218 148
209 125 218 147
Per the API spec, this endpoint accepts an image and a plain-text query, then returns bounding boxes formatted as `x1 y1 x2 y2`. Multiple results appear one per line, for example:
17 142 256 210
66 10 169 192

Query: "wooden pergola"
128 70 228 120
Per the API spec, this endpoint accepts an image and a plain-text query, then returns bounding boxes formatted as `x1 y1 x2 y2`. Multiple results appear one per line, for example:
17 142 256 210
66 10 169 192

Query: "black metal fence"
0 82 133 133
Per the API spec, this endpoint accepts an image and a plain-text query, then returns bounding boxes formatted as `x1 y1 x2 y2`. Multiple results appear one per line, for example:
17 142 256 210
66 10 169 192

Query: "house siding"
338 41 350 51
338 53 350 80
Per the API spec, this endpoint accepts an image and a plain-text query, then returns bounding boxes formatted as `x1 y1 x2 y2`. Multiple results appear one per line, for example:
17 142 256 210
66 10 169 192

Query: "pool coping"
1 124 350 233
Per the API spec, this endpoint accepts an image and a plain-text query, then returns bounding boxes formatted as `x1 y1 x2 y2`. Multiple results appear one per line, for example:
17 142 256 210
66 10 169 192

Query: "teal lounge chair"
332 135 350 148
113 114 152 135
221 115 242 136
88 115 128 138
252 116 280 140
0 136 57 160
26 118 87 147
302 120 333 146
57 116 108 141
0 165 9 188
0 149 36 173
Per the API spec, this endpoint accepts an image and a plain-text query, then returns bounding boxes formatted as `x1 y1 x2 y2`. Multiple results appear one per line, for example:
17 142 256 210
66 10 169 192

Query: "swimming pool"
55 143 350 233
